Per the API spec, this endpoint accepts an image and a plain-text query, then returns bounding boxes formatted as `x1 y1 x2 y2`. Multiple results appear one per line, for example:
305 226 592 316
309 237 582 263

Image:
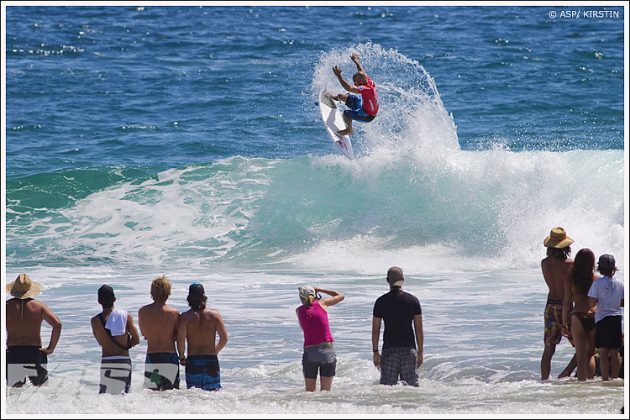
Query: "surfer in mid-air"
327 53 379 136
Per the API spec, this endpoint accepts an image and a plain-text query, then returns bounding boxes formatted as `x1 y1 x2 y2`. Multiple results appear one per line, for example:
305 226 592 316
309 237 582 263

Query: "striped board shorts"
99 357 132 394
185 355 221 391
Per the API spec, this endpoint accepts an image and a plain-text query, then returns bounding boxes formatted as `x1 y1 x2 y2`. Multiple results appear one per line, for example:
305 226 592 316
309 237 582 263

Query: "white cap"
298 285 316 300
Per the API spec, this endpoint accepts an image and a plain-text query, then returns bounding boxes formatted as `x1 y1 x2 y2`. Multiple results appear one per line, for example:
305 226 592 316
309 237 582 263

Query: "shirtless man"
540 227 574 380
138 275 180 390
177 282 228 391
6 274 62 387
91 284 140 394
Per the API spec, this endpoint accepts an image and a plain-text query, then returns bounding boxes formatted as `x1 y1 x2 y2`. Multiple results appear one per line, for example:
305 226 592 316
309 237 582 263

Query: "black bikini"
572 312 596 332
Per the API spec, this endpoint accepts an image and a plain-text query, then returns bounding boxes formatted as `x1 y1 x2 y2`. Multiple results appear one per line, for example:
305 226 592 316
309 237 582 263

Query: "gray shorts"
380 346 418 386
302 342 337 379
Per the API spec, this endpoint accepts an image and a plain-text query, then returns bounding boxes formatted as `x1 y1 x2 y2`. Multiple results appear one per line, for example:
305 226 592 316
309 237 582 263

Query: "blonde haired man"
138 275 181 390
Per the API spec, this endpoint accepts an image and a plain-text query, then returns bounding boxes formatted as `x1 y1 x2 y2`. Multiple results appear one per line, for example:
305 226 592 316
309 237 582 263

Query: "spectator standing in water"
588 254 624 381
372 267 424 386
540 227 576 380
296 285 344 392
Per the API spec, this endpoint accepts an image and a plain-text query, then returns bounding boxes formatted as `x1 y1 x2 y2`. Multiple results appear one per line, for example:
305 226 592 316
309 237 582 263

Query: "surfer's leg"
338 94 368 135
332 93 348 103
338 113 353 136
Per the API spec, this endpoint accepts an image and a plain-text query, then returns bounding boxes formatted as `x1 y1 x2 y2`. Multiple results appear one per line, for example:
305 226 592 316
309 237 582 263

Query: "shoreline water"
3 267 626 415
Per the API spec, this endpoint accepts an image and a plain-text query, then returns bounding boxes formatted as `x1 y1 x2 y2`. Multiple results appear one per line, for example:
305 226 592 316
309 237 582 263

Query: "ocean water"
3 4 626 416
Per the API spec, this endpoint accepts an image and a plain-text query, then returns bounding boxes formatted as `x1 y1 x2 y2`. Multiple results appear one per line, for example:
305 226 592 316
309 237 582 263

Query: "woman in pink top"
296 285 344 392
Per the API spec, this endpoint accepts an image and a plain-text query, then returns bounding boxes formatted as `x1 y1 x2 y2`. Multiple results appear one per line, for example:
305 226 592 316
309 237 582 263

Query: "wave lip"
6 148 624 274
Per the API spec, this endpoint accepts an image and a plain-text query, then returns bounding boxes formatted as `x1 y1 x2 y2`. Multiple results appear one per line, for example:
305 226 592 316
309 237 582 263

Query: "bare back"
179 308 226 356
138 302 179 353
541 257 573 301
91 310 140 358
6 298 46 347
570 274 597 313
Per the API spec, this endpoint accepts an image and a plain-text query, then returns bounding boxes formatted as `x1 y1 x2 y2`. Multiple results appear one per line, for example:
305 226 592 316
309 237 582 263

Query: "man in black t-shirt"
371 266 424 386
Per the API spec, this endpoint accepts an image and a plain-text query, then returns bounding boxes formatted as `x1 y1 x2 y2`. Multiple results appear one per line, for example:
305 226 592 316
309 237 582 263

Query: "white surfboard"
319 90 355 160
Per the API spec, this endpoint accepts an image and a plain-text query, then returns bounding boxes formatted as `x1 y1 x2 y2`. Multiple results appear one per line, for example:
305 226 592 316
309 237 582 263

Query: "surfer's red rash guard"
357 76 379 116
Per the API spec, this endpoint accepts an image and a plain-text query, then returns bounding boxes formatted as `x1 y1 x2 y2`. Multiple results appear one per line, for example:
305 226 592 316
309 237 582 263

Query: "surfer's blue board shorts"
185 355 221 391
344 94 376 122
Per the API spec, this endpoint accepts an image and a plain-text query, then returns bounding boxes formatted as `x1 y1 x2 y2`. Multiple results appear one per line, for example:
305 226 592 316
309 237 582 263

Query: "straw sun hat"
543 227 574 249
5 273 43 299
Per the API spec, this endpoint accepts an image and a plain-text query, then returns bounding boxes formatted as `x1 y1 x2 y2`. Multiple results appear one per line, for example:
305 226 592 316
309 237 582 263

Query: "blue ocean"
4 5 626 415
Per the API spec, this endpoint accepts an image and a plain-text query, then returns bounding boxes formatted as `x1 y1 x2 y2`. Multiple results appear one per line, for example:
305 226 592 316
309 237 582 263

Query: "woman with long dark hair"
562 248 597 380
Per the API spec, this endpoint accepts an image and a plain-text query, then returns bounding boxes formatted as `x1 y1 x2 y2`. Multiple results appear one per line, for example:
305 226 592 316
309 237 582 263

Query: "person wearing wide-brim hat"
540 227 576 380
5 273 62 387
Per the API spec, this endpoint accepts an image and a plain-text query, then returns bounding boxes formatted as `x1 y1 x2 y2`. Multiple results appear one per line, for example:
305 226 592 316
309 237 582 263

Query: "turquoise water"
4 5 626 415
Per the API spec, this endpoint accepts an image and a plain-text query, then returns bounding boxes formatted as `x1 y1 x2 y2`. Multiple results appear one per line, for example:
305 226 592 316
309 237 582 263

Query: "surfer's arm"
333 65 360 94
351 53 365 73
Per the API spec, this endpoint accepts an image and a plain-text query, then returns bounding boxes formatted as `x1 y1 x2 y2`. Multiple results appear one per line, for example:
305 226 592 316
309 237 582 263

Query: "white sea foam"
6 148 622 274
